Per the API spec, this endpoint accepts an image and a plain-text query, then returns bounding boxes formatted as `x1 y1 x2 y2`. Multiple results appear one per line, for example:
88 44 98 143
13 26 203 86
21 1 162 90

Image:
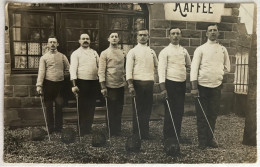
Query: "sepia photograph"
1 0 258 165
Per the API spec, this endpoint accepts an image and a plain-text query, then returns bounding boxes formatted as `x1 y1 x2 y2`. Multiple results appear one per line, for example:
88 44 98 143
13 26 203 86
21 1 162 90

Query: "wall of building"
148 3 240 115
4 3 242 127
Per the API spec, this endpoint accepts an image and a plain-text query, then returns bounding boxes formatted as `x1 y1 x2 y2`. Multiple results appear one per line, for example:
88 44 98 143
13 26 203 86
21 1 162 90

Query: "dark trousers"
132 80 154 139
106 87 124 136
195 85 221 145
163 80 186 140
43 79 64 132
77 79 99 135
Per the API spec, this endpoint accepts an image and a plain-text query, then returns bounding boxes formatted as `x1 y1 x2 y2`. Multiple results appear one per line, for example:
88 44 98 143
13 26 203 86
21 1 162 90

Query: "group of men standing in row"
36 24 230 149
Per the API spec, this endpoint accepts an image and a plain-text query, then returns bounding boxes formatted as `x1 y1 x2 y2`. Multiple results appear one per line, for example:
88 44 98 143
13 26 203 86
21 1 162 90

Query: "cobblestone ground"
3 114 257 164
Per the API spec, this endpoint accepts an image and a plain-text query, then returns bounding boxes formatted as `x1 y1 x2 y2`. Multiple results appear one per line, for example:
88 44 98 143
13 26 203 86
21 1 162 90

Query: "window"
110 16 145 53
8 3 148 73
234 47 249 94
10 12 55 72
62 14 100 57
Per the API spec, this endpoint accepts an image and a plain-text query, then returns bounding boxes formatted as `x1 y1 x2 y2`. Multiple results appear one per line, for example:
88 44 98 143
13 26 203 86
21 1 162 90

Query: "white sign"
164 3 225 23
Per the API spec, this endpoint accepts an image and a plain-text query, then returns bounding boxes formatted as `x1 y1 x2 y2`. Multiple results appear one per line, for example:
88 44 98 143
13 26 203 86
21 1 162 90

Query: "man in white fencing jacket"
70 33 99 135
98 32 126 136
126 29 158 139
158 27 191 142
190 24 230 149
36 36 70 133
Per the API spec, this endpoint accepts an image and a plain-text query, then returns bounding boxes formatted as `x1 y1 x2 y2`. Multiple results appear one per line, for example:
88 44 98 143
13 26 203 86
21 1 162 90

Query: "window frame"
8 3 148 74
9 10 57 74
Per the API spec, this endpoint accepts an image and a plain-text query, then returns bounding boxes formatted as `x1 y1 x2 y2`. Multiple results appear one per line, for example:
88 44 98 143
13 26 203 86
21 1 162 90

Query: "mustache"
83 41 89 44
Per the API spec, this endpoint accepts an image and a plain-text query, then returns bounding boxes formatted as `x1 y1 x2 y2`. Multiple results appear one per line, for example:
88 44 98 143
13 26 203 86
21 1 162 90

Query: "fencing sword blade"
196 97 219 147
165 98 180 146
105 97 111 142
76 95 81 142
133 96 142 140
40 95 51 141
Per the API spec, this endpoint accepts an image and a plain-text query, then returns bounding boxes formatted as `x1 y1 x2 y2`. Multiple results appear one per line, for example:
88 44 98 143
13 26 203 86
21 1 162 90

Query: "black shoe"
198 144 207 150
208 140 218 148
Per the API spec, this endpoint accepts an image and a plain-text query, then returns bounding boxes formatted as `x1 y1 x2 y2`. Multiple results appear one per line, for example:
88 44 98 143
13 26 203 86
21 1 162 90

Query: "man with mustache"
126 29 158 139
36 36 70 133
158 27 191 143
190 24 230 149
70 33 99 135
98 32 126 136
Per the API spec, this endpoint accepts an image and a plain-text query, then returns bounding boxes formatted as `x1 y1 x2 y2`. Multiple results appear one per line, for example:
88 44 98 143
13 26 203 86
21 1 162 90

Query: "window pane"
14 42 27 55
121 18 130 29
110 17 130 30
41 15 54 28
91 43 99 51
13 28 28 41
41 29 55 41
122 31 132 43
28 43 41 55
28 56 40 68
28 29 41 41
65 19 81 28
27 15 40 27
13 28 22 41
67 42 80 57
134 17 145 30
88 30 99 43
110 17 122 30
12 14 21 26
15 56 27 68
42 43 49 55
82 20 99 28
66 29 80 41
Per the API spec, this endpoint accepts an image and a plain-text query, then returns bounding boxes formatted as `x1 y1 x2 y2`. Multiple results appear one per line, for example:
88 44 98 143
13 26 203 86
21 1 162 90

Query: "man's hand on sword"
72 86 79 96
190 80 199 98
36 86 43 95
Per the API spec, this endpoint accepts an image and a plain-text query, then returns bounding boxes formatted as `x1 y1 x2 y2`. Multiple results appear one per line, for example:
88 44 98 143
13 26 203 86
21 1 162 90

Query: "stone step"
66 93 195 108
6 102 196 128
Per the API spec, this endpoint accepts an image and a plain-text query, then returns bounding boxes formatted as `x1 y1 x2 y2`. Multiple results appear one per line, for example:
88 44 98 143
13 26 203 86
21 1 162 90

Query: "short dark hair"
206 24 218 31
169 27 182 33
107 32 119 38
79 33 90 39
137 28 149 34
48 36 58 41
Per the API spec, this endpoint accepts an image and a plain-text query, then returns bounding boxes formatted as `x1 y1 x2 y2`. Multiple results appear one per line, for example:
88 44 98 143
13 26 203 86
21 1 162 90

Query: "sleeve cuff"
190 80 198 90
159 82 166 91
